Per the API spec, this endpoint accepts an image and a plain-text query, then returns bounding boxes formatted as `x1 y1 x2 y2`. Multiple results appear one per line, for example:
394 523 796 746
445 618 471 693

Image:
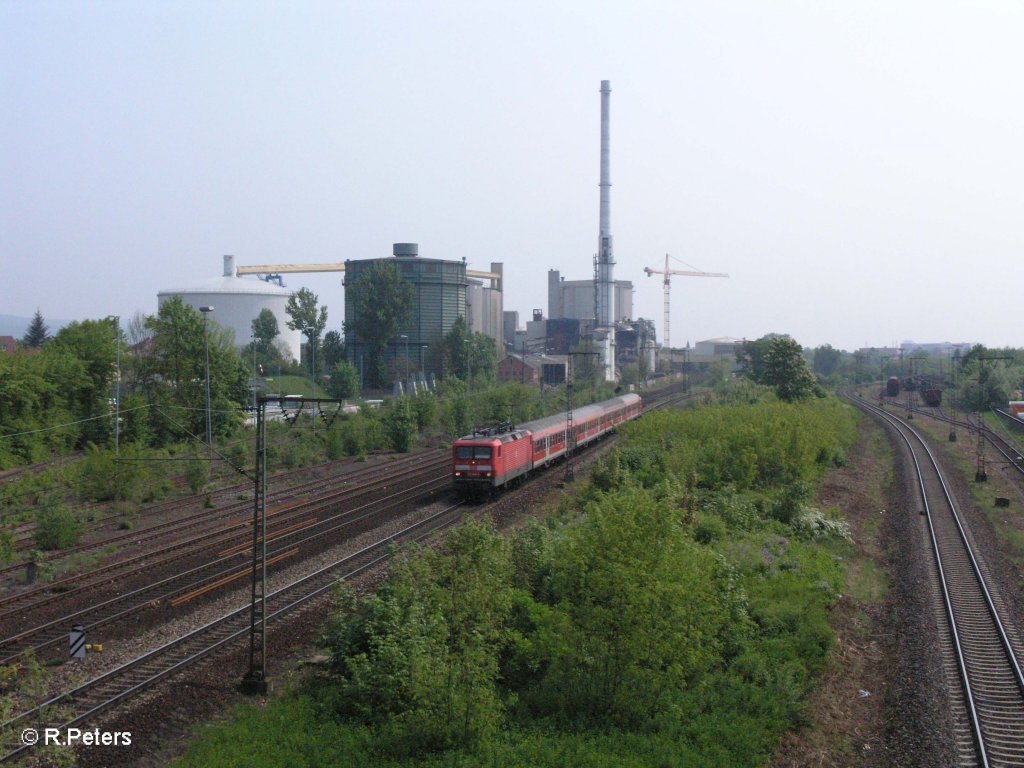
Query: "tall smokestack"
597 80 616 380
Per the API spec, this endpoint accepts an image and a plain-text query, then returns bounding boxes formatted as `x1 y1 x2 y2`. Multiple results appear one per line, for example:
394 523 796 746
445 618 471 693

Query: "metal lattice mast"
242 399 269 694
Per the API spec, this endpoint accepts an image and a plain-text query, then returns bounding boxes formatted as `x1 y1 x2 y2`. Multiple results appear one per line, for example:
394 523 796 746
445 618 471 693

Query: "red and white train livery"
452 393 643 493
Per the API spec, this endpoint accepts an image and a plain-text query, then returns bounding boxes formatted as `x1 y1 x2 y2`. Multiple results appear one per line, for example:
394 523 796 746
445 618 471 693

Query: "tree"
762 337 822 402
345 262 413 388
436 317 496 389
46 318 119 444
140 298 248 444
322 330 345 370
467 333 497 388
251 308 279 354
384 398 417 452
735 336 773 381
22 309 50 348
326 360 360 399
440 316 472 382
812 344 842 377
285 288 328 376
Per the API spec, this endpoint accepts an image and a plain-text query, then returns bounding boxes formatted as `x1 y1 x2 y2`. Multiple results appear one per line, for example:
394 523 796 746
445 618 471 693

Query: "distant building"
899 341 975 357
856 346 901 360
158 255 300 360
503 311 519 351
345 244 473 382
467 263 505 352
688 335 745 364
497 353 568 387
547 269 632 322
0 336 16 354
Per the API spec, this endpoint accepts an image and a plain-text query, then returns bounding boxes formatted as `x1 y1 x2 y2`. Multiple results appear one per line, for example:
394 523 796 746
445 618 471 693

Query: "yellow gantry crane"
643 254 729 350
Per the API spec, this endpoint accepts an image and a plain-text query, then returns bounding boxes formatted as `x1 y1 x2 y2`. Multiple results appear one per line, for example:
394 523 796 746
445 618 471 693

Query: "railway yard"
2 384 1024 766
0 387 693 765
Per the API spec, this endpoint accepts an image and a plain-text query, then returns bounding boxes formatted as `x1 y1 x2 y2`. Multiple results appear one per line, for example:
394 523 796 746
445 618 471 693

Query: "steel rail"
851 394 1024 766
0 470 450 663
0 500 466 763
0 455 450 623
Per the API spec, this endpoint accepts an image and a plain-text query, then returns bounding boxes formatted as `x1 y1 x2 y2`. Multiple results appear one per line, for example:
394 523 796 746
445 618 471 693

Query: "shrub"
184 449 211 495
34 505 81 550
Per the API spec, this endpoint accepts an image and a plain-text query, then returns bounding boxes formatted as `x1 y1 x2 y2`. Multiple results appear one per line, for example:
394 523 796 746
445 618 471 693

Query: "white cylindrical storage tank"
157 257 300 361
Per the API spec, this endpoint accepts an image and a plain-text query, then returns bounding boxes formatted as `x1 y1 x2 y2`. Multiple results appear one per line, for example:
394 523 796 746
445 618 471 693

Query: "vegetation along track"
850 393 1024 766
0 500 467 764
0 455 450 664
0 451 444 573
0 384 699 760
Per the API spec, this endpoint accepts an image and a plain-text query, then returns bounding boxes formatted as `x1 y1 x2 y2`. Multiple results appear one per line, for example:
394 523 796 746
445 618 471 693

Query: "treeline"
173 395 860 767
0 299 252 468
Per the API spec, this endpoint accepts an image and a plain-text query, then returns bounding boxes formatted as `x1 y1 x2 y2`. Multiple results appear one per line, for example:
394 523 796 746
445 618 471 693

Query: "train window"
474 447 492 459
456 446 474 460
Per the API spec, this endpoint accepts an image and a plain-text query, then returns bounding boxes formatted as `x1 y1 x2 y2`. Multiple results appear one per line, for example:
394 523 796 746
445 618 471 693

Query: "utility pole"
878 355 891 405
107 315 121 456
400 334 409 391
199 306 214 446
242 394 349 696
310 332 317 436
970 353 1012 481
241 396 268 695
905 356 927 420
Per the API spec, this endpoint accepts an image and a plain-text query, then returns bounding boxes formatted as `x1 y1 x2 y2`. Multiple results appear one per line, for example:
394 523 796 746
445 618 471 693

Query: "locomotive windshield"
456 446 492 460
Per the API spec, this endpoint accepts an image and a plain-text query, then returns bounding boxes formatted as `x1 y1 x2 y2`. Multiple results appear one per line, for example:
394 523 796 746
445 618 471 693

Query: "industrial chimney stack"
597 80 616 381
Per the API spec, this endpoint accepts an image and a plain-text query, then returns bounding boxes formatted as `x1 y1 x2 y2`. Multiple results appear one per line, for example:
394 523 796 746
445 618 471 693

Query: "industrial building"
502 311 519 352
343 243 504 382
497 353 568 387
157 255 301 360
467 263 505 352
547 269 633 324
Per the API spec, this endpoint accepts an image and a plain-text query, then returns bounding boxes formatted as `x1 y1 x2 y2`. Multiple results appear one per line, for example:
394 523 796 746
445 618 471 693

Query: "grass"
262 375 316 397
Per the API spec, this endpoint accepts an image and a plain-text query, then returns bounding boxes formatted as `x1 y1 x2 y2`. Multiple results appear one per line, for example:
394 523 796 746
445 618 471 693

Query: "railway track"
0 384 702 761
0 499 467 764
0 451 443 577
881 399 1024 481
0 457 450 664
850 394 1024 766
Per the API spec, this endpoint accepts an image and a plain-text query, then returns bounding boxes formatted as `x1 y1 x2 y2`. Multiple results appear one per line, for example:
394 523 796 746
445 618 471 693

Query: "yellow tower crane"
643 254 729 350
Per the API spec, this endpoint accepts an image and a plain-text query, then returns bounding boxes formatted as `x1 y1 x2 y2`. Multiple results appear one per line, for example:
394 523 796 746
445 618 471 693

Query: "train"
886 377 900 396
452 393 643 494
1010 401 1024 422
921 388 942 407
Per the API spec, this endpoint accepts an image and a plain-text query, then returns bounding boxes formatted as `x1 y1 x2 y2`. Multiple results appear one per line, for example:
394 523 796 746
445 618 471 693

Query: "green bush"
34 505 82 550
184 448 211 495
384 400 416 453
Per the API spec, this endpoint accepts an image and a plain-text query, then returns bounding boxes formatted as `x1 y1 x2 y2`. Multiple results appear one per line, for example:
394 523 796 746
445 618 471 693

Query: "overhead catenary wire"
0 405 151 442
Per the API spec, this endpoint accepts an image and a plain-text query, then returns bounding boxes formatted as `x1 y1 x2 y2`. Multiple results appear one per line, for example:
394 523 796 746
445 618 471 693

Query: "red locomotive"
452 393 643 494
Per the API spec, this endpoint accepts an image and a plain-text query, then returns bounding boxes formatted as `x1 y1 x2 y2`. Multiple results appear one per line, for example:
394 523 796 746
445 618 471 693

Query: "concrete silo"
157 256 301 361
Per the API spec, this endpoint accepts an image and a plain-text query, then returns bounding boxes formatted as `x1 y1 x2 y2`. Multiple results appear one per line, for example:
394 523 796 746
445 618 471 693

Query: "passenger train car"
452 393 643 494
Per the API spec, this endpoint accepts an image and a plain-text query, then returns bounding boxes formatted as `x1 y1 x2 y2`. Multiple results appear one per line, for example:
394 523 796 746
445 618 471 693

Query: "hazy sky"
3 1 1022 352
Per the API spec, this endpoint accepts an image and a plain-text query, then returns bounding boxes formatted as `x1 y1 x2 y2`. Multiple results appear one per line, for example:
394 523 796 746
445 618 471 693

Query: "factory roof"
158 275 292 297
